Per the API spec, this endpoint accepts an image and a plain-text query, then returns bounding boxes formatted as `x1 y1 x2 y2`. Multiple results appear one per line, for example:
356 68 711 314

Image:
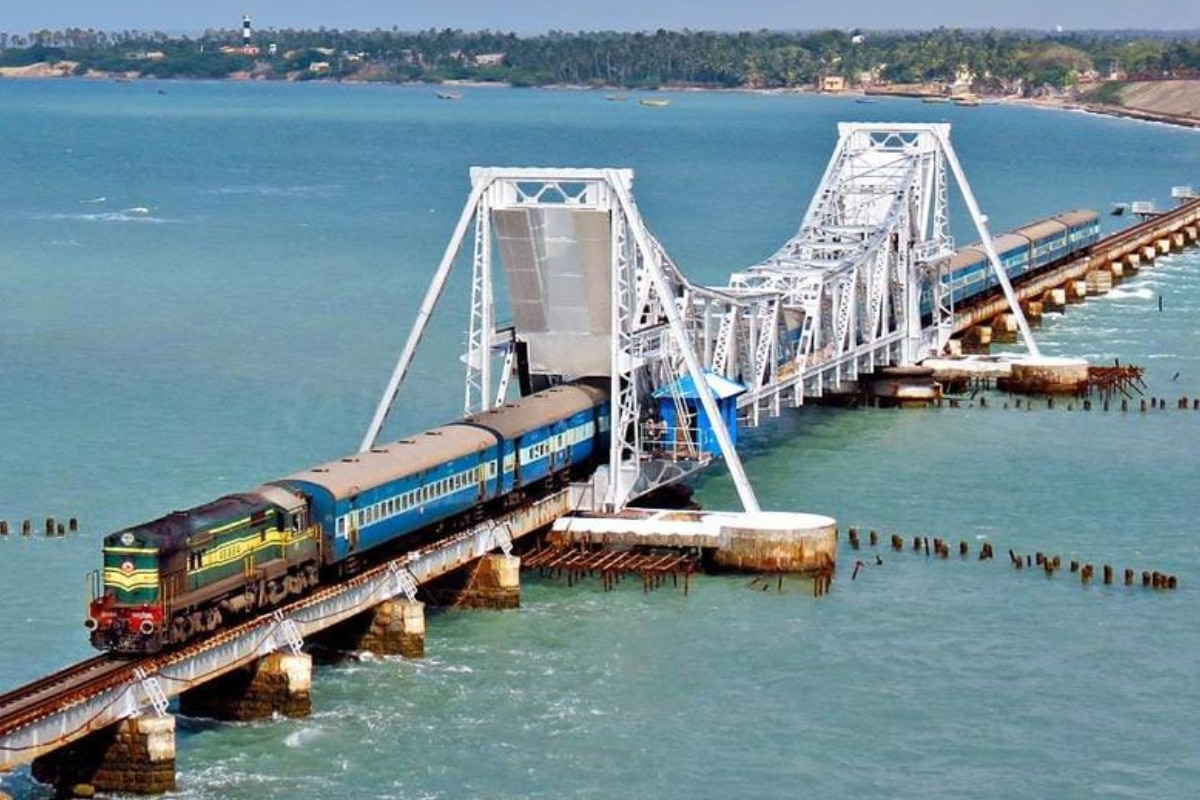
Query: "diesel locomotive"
87 380 610 655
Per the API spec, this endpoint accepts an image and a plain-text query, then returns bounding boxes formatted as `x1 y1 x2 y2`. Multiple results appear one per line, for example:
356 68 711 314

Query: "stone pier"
1085 269 1113 295
1042 287 1066 312
328 599 427 657
456 554 521 609
1066 279 1088 303
31 715 176 796
990 313 1019 343
962 324 992 353
998 356 1090 394
179 651 312 721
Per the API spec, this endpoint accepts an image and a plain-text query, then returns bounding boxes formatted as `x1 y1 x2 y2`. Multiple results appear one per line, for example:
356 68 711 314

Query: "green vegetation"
1082 80 1128 106
0 26 1198 92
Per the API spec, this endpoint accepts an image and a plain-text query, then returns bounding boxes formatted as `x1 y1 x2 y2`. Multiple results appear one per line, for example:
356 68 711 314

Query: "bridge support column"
1157 238 1171 255
1185 225 1197 243
1085 269 1113 295
962 325 992 354
1067 280 1088 303
1041 288 1066 312
1125 253 1141 273
179 651 311 721
991 313 1019 343
357 600 427 657
1108 261 1124 282
1171 232 1185 252
1141 245 1157 263
1020 300 1044 323
31 714 176 796
457 554 521 609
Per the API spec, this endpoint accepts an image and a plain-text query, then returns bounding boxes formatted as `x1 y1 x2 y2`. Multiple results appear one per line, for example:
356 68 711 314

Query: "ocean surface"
1 80 1198 799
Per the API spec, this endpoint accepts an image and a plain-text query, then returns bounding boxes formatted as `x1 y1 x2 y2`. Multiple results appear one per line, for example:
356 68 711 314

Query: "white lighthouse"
242 14 252 47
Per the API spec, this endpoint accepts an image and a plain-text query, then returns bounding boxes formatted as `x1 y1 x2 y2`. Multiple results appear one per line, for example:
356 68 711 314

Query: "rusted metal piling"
1 517 78 538
846 525 1177 595
522 539 697 595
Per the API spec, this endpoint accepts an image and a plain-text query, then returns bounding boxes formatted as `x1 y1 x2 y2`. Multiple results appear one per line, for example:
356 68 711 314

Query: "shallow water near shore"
1 80 1199 799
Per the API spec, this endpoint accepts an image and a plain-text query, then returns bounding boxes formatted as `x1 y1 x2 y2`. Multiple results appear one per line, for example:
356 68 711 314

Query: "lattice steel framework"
360 125 1036 510
706 122 1037 419
360 167 759 514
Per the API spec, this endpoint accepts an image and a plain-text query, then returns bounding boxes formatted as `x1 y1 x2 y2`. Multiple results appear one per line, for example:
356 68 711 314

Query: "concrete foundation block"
713 512 837 574
358 600 426 658
1042 288 1066 311
31 715 176 796
456 554 521 609
179 652 312 721
1085 269 1112 295
1067 280 1088 303
990 313 1019 343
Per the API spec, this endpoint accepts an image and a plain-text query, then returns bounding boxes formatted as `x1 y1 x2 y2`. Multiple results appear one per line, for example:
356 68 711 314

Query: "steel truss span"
361 125 1036 513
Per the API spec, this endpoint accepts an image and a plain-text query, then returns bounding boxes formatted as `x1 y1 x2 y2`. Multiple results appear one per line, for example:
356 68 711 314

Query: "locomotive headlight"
120 560 136 575
84 617 99 631
138 620 156 636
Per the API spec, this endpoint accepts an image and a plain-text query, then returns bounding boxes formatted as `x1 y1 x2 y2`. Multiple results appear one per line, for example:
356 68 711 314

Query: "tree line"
1 27 1199 90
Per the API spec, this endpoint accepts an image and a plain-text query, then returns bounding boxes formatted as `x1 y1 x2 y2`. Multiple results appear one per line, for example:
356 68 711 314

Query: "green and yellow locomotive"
87 485 321 654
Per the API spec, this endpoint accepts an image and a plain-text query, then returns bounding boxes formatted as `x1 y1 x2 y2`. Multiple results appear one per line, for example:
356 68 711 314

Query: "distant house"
819 75 846 93
308 61 331 75
474 52 505 67
220 44 260 57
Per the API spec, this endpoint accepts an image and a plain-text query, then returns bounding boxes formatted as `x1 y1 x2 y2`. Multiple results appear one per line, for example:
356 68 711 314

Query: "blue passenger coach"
275 381 609 566
924 209 1099 315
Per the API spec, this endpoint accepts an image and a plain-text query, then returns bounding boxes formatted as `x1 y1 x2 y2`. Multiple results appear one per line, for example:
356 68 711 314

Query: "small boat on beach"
436 91 463 100
954 97 981 107
922 96 951 104
639 98 671 107
606 94 628 102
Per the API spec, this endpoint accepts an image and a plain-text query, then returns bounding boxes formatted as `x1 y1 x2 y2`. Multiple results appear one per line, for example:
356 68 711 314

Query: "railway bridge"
1 122 1152 797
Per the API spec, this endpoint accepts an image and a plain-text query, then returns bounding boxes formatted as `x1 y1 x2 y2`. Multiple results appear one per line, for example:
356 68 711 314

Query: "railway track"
0 656 139 739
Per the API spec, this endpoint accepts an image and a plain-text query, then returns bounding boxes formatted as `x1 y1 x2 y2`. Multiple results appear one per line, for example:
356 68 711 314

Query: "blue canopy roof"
652 371 747 400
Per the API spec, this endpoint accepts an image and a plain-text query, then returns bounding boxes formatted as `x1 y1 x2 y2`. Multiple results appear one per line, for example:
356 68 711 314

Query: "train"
87 380 611 655
923 209 1101 314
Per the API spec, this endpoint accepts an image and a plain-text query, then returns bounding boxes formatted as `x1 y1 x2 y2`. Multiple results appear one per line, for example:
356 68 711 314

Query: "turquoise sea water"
1 81 1199 799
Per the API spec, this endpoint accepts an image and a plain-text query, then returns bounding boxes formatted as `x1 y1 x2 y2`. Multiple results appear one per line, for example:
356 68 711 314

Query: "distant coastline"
4 60 1200 131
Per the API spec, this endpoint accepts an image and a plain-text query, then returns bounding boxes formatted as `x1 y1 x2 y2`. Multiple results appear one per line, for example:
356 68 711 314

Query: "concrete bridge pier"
990 313 1019 343
1141 244 1158 264
1020 300 1044 324
339 599 427 658
1185 225 1197 243
1041 287 1066 312
1085 268 1113 295
1156 238 1171 256
456 554 522 609
178 651 312 721
1125 252 1141 274
1171 232 1186 252
1108 261 1125 282
31 714 176 797
962 324 992 353
1066 279 1088 304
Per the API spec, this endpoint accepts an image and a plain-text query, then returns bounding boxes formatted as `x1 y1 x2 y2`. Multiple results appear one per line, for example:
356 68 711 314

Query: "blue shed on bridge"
651 371 746 458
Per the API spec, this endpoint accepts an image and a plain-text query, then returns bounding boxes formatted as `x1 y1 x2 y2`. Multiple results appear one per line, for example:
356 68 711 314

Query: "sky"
0 0 1197 34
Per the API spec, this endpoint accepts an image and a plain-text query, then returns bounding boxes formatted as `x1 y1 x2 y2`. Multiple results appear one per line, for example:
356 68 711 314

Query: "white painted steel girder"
360 167 760 514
